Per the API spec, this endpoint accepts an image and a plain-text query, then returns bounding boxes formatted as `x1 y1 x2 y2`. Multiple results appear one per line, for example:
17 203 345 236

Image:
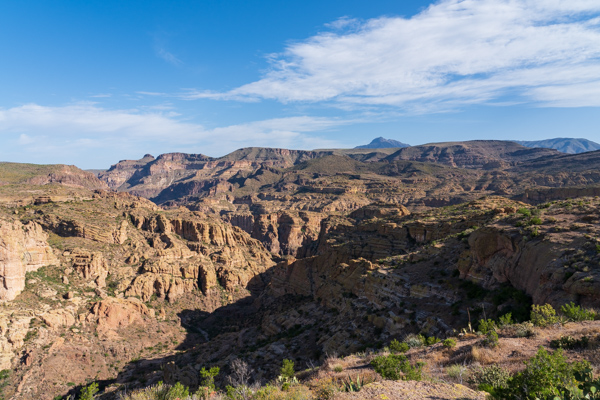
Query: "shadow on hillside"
64 269 282 399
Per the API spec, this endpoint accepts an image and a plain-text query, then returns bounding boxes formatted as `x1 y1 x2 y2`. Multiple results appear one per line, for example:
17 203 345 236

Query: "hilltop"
355 137 411 149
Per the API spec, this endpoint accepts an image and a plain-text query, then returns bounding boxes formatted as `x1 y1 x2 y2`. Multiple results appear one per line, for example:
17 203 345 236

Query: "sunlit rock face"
0 217 57 301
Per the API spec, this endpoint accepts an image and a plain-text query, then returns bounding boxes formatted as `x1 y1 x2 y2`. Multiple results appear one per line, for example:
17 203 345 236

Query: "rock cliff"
0 216 57 301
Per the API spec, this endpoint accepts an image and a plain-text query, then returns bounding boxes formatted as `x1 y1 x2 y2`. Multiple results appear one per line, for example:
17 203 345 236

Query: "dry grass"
470 346 499 365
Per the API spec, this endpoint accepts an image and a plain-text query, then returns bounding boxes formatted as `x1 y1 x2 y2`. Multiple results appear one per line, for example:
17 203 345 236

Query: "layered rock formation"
0 217 57 301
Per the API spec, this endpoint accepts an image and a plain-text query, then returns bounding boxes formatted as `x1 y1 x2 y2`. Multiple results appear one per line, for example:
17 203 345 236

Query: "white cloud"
0 104 346 167
195 0 600 111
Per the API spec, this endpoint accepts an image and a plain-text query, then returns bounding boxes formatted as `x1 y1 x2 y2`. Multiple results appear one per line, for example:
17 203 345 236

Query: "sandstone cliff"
0 216 57 301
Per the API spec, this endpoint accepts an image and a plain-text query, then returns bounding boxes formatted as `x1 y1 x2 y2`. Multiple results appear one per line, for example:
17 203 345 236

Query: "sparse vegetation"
560 302 597 322
531 304 560 327
370 354 424 381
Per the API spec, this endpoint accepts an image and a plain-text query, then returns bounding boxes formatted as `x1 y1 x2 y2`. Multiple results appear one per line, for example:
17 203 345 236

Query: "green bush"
495 347 588 399
484 330 499 348
78 383 99 400
498 313 513 327
389 339 409 354
531 304 560 327
477 319 497 335
530 217 542 225
469 365 510 392
518 208 532 217
167 382 189 399
560 302 597 322
443 338 457 349
199 366 220 392
550 335 590 350
426 336 441 346
553 367 600 400
370 354 424 381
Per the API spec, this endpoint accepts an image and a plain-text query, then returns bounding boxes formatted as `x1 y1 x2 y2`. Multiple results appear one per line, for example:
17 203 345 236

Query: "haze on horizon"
1 0 599 169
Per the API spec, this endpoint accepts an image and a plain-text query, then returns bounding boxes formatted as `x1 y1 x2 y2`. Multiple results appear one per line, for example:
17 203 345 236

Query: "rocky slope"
0 184 277 400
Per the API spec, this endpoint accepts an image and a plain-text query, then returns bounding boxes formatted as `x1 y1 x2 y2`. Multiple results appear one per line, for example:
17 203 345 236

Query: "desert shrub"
550 335 590 350
443 338 457 349
120 382 193 400
498 312 513 327
252 384 279 400
477 319 497 335
78 382 99 400
505 321 535 338
370 354 424 381
518 208 532 217
495 347 588 399
312 378 338 400
469 365 510 392
552 367 600 400
199 366 220 392
560 302 597 322
446 364 469 384
333 365 343 373
389 339 409 354
403 334 424 348
530 217 542 225
168 383 189 399
425 336 441 346
483 330 499 348
531 304 560 327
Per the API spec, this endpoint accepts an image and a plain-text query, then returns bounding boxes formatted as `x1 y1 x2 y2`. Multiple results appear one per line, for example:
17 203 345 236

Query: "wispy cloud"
153 34 183 66
0 103 345 167
156 47 182 65
188 0 600 112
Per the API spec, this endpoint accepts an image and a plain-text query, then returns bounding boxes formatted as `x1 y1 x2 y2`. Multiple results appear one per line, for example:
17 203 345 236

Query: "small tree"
78 382 99 400
280 359 295 380
198 366 220 393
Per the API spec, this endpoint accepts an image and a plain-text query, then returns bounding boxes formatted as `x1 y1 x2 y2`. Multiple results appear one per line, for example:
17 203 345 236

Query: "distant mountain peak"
355 137 411 149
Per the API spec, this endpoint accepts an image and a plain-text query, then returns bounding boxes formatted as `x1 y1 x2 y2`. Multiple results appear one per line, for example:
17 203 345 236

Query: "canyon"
1 140 600 399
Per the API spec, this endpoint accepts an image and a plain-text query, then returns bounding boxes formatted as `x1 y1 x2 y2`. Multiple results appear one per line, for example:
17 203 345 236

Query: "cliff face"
460 215 600 308
0 217 57 301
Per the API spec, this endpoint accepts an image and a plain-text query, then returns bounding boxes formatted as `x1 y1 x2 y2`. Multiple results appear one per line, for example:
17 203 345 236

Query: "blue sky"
1 0 600 169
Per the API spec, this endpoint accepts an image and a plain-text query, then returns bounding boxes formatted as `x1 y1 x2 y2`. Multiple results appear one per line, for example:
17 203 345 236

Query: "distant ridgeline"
355 137 600 154
514 138 600 154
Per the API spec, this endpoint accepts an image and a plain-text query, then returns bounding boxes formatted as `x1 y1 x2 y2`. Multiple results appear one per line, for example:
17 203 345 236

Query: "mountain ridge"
514 137 600 154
